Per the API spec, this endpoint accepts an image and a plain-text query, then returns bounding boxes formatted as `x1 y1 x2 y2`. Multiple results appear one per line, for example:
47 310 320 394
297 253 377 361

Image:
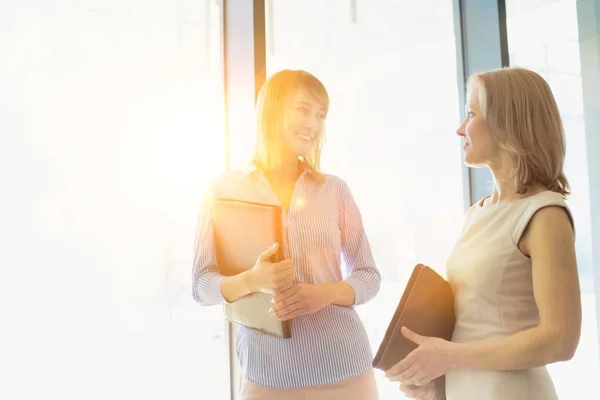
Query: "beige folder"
212 198 291 339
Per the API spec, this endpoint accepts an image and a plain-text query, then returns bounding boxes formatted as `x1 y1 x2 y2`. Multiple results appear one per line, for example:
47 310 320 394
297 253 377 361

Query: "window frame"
217 2 600 398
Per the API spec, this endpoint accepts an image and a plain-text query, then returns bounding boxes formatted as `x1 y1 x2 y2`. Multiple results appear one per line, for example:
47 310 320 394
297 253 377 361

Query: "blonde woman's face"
282 89 327 158
456 89 497 167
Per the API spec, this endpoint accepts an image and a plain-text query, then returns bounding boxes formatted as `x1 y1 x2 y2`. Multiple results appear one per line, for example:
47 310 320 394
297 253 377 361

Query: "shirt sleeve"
339 180 381 306
191 182 227 305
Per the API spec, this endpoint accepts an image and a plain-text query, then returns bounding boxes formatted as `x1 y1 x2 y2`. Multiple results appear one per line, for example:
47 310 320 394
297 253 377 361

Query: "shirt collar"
242 160 321 181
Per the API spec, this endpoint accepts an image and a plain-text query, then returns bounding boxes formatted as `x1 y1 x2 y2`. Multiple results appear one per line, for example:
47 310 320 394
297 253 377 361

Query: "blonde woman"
386 67 582 400
193 70 381 400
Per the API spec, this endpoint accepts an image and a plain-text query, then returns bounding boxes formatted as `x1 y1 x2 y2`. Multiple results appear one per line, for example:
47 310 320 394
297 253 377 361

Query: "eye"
317 113 326 120
467 111 475 118
297 106 308 113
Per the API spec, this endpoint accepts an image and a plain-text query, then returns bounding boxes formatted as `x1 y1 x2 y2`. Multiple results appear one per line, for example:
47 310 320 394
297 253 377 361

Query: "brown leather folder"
372 264 455 399
212 198 291 339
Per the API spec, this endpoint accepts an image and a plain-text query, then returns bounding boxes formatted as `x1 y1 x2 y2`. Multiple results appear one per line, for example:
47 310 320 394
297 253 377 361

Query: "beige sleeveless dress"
445 191 573 400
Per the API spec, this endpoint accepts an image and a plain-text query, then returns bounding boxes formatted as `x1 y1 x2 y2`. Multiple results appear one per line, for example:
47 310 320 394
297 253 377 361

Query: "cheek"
287 111 306 127
314 123 324 137
466 121 483 142
284 117 302 136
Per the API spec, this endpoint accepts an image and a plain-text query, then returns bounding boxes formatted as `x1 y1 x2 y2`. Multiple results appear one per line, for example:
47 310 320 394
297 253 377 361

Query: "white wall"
0 1 227 399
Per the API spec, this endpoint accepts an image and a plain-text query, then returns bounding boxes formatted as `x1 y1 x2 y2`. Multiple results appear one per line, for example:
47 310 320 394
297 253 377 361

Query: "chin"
290 144 313 158
464 156 487 168
463 152 478 167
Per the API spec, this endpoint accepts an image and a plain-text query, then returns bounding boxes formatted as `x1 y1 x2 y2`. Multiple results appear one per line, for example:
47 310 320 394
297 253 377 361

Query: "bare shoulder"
520 205 574 257
528 205 574 234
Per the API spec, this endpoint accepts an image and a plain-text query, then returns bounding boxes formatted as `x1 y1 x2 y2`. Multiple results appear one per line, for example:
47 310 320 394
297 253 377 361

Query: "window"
265 1 463 398
165 1 229 399
506 0 599 398
1 1 228 398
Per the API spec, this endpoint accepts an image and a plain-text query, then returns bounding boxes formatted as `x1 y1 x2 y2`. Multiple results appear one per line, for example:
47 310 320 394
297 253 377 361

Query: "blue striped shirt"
192 163 381 388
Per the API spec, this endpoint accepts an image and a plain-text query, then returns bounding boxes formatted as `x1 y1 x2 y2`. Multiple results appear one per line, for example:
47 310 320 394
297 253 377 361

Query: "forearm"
321 270 381 307
454 326 574 371
192 269 256 305
322 281 356 306
220 270 256 303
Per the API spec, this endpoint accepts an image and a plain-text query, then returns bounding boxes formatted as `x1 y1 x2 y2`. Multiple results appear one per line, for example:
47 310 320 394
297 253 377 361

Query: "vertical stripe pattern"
192 164 381 388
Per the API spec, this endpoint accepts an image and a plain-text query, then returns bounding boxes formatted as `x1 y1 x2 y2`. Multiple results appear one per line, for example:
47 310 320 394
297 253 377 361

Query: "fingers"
271 293 300 314
387 361 418 383
400 383 426 398
270 285 304 320
272 271 294 292
425 383 436 400
273 271 294 284
271 259 295 291
402 383 433 400
271 297 303 320
273 285 299 304
268 259 293 281
271 287 301 312
273 281 294 293
414 376 431 388
401 326 426 345
275 303 304 321
385 353 413 379
274 259 294 274
258 242 279 261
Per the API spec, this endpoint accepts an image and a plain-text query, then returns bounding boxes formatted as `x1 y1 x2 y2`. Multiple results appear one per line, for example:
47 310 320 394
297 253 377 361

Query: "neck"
490 177 518 204
265 157 300 185
488 156 520 205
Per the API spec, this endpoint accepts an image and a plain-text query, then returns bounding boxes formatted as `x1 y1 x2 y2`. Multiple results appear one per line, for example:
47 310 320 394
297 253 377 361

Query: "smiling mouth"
297 133 313 142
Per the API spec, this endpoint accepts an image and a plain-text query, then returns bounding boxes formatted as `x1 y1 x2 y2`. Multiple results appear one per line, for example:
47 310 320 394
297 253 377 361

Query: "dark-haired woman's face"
282 89 327 158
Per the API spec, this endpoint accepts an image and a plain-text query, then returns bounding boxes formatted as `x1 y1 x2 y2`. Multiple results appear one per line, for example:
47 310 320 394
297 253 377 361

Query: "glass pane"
266 1 463 398
170 1 229 399
0 1 228 398
506 0 599 397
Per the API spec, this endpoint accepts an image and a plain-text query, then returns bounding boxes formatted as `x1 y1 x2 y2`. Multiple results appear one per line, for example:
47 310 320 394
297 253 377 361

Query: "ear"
401 326 426 345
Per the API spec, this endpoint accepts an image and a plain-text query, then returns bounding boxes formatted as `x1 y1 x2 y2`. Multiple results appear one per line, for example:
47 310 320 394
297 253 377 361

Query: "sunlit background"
0 1 598 399
1 2 228 399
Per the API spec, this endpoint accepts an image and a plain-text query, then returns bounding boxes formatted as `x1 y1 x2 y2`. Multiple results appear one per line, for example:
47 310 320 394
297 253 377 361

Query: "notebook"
372 264 455 399
212 198 291 339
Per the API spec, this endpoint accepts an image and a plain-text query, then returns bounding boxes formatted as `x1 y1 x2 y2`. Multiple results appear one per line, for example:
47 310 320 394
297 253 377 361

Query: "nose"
456 118 467 137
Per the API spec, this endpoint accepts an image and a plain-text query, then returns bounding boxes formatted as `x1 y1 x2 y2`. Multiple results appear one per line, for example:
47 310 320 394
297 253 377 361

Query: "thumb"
258 242 279 261
401 326 426 345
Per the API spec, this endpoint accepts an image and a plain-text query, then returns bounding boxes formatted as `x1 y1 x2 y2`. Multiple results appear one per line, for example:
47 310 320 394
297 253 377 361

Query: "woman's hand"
269 284 331 321
385 327 458 387
249 243 295 294
399 382 436 400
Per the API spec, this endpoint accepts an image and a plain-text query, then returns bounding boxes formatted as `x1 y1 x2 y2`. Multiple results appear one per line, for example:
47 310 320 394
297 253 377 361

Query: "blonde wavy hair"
467 67 570 197
253 69 329 173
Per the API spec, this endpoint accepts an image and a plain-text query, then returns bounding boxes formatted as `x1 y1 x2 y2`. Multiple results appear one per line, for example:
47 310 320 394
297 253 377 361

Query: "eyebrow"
296 101 328 113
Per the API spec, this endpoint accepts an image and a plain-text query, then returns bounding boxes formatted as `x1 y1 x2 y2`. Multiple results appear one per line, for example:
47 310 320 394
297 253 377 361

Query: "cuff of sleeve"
209 274 227 304
193 273 227 305
344 276 367 306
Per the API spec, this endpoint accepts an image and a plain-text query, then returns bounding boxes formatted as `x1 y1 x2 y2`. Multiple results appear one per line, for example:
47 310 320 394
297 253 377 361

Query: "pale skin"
389 87 582 395
398 382 436 400
221 88 356 312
